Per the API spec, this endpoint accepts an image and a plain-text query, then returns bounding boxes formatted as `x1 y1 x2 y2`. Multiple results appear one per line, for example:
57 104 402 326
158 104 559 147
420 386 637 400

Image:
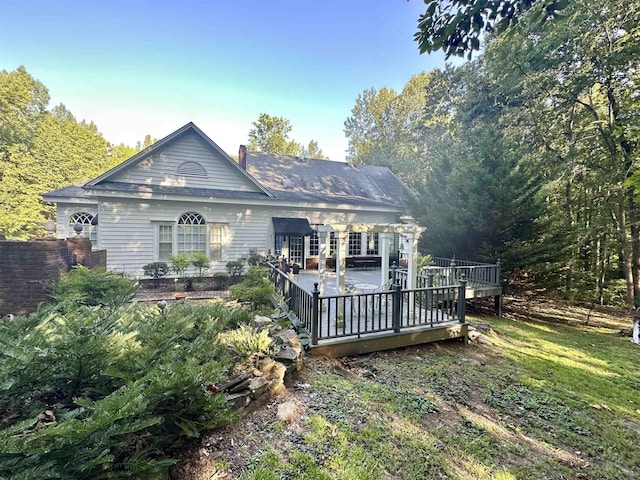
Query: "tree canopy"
415 0 569 58
0 67 148 239
349 0 640 307
247 113 327 158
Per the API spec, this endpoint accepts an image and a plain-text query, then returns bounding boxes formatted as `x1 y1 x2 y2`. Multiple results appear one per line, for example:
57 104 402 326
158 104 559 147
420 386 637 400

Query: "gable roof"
246 152 407 209
87 122 273 197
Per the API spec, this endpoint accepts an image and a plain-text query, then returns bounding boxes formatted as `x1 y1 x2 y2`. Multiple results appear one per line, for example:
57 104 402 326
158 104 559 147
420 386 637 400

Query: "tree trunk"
629 194 640 305
616 190 635 310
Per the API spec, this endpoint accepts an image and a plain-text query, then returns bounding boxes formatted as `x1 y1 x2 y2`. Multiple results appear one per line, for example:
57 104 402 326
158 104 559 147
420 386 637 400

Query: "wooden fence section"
267 262 468 357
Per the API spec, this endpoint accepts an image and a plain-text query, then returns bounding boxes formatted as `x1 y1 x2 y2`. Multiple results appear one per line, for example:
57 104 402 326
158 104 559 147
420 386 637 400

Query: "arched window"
68 212 97 246
177 212 206 256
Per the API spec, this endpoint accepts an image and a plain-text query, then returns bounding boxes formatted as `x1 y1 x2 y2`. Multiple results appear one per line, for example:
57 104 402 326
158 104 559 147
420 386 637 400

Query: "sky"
1 0 451 161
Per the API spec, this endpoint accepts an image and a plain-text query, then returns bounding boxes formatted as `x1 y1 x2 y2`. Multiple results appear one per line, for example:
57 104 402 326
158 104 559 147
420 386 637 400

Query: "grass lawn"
195 305 640 480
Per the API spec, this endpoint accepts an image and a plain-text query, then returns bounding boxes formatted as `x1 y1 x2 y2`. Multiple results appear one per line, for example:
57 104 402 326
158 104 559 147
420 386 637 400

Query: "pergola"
315 221 426 296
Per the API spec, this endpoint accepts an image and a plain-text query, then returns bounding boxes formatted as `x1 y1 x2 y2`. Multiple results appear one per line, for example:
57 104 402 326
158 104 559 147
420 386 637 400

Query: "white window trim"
152 218 231 263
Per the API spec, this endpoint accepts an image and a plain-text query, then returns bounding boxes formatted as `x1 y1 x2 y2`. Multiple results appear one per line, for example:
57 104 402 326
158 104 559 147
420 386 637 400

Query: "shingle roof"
42 184 96 200
85 181 269 199
42 124 409 211
246 152 407 209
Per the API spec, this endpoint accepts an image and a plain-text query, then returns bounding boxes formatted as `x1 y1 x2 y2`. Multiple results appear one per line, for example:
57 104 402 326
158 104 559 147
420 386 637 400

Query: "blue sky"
1 0 451 161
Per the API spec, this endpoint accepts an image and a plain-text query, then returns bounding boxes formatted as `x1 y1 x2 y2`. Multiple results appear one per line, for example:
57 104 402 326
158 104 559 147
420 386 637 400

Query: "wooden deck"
312 322 468 357
268 261 488 357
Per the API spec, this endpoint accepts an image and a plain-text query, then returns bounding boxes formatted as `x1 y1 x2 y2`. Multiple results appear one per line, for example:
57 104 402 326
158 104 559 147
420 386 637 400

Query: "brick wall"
0 237 107 316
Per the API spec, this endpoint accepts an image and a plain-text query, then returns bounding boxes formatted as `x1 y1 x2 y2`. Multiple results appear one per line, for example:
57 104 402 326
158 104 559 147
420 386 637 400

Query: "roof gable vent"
176 161 207 177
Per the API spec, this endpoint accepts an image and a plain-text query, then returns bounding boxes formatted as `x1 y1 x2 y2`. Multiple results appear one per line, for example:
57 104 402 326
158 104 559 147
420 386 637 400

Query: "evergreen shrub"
142 261 170 287
0 276 245 478
229 267 275 309
48 265 137 310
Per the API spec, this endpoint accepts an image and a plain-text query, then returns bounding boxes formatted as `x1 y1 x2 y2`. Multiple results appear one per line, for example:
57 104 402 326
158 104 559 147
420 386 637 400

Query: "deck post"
426 273 434 310
450 255 457 283
457 274 467 323
312 282 319 346
317 230 328 296
494 294 502 318
392 284 402 333
391 262 397 285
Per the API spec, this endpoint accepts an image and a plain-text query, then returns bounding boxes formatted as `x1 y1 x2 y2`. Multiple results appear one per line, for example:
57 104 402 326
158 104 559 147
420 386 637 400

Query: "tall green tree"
0 105 115 238
0 67 146 239
344 73 439 183
481 0 640 306
247 113 301 156
247 113 328 159
0 66 49 151
408 64 543 272
304 140 327 159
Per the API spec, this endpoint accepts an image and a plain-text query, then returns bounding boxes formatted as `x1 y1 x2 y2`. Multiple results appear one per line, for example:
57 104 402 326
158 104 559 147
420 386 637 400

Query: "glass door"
289 236 303 265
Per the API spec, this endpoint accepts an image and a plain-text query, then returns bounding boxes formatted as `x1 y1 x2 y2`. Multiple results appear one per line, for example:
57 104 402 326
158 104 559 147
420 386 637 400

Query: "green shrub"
48 265 137 309
247 249 265 266
212 271 231 290
0 300 243 478
229 267 275 309
142 261 170 288
169 253 191 277
218 324 274 360
191 252 210 278
226 260 244 278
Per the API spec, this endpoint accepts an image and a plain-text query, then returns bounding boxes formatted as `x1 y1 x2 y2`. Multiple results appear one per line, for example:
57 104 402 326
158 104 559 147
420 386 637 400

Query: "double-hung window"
366 233 379 255
158 224 174 261
209 224 224 260
348 232 362 256
156 212 227 262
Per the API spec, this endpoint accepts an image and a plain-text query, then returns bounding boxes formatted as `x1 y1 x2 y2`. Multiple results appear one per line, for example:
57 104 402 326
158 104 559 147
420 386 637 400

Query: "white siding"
61 196 400 277
109 131 262 193
98 199 274 276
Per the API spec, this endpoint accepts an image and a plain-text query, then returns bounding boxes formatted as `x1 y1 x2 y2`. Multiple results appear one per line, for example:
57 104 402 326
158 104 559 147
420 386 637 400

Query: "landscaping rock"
275 346 299 364
254 315 272 325
228 379 252 394
276 400 298 423
277 329 298 344
216 373 251 392
468 330 483 342
226 391 251 409
248 376 269 398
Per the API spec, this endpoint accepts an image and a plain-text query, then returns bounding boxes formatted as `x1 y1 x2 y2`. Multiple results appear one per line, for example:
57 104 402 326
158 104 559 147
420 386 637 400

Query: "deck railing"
393 259 500 289
430 257 501 286
266 262 467 346
267 263 314 332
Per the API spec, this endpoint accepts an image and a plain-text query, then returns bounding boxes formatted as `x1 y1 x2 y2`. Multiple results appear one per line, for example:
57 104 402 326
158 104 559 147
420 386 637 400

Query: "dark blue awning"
272 217 314 236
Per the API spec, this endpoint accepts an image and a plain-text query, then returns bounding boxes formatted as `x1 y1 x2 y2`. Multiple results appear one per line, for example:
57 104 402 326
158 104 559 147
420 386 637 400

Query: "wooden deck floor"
275 266 496 357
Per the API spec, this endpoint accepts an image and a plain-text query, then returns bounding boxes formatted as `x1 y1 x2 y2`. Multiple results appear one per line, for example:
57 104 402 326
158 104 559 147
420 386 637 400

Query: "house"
42 122 412 277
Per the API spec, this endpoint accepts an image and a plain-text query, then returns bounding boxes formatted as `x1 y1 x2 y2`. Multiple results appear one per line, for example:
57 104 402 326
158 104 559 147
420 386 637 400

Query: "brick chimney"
239 145 247 169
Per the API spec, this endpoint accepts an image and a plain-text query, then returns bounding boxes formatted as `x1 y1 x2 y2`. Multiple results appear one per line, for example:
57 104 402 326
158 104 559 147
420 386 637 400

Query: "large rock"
226 391 251 409
248 376 269 398
276 400 298 423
